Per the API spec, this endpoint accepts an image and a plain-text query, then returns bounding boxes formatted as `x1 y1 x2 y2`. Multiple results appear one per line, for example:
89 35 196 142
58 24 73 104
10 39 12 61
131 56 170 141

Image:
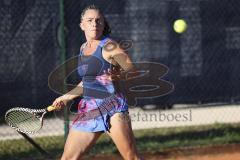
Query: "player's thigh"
107 112 138 157
62 129 102 159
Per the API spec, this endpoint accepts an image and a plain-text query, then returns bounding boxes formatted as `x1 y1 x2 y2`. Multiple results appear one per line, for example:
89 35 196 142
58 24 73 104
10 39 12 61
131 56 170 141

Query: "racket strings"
6 110 42 133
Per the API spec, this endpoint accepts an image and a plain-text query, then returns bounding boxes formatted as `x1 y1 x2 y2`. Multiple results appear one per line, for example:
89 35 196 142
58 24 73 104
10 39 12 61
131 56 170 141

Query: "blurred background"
1 0 240 159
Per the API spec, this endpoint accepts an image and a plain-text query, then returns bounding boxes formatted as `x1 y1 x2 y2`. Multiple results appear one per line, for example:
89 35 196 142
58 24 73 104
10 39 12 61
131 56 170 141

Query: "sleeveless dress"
71 36 128 132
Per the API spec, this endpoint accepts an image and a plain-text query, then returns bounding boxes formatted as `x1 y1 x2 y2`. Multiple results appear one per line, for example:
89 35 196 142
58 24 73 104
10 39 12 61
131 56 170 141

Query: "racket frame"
5 107 49 134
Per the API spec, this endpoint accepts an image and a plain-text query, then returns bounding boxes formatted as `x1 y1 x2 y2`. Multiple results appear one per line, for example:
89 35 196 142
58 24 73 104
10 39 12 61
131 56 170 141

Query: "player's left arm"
103 41 137 80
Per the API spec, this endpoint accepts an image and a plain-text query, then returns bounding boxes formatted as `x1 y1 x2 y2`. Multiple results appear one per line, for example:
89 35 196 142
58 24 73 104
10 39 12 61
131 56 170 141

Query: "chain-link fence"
1 0 240 159
64 0 240 106
0 0 60 115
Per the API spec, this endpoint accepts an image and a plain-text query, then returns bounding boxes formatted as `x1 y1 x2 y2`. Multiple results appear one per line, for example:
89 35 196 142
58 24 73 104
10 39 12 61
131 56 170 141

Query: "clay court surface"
83 144 240 160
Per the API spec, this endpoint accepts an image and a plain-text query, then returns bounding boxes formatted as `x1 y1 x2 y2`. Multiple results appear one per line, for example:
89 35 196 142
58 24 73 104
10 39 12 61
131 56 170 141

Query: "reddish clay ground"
83 144 240 160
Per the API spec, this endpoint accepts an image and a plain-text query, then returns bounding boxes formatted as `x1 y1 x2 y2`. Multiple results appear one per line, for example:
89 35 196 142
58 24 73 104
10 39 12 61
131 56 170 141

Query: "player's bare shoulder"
101 39 118 65
103 39 127 58
103 39 118 53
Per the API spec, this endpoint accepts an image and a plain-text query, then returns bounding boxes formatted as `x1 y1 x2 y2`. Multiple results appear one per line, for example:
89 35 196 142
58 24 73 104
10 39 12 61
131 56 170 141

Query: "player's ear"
79 22 84 31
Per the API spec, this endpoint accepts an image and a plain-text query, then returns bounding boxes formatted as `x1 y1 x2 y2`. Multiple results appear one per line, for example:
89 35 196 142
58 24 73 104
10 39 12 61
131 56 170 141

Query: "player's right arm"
52 81 83 109
52 43 86 109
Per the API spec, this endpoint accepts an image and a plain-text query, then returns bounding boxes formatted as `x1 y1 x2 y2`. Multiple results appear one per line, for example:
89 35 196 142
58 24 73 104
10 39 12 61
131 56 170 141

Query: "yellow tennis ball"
173 19 187 33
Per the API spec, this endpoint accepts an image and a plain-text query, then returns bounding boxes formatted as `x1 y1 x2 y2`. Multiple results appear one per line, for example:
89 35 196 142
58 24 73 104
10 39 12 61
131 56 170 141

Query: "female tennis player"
52 5 143 160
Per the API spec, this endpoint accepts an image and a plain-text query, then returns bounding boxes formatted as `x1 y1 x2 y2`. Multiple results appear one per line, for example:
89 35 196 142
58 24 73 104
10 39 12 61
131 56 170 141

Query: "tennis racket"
5 106 56 134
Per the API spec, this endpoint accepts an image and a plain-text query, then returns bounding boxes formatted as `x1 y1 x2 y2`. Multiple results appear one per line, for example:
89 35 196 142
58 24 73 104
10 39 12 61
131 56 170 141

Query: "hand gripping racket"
5 106 56 134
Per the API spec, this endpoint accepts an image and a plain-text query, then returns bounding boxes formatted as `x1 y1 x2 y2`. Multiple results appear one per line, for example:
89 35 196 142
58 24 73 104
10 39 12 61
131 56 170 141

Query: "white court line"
0 105 240 140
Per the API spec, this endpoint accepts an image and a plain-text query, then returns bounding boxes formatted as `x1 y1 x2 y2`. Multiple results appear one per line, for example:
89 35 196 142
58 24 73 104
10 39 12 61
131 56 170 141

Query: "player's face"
80 9 105 40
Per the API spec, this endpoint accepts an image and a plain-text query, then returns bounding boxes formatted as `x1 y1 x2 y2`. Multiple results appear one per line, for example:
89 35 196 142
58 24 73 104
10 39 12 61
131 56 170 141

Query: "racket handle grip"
47 106 56 112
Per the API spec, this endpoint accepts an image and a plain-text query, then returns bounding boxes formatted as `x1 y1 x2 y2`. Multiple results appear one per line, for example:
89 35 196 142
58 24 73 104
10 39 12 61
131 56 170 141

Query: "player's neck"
85 35 104 47
86 40 97 47
85 39 101 48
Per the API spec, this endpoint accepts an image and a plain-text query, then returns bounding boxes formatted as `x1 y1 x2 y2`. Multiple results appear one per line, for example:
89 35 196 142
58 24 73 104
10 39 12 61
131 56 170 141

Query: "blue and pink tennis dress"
71 37 128 132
